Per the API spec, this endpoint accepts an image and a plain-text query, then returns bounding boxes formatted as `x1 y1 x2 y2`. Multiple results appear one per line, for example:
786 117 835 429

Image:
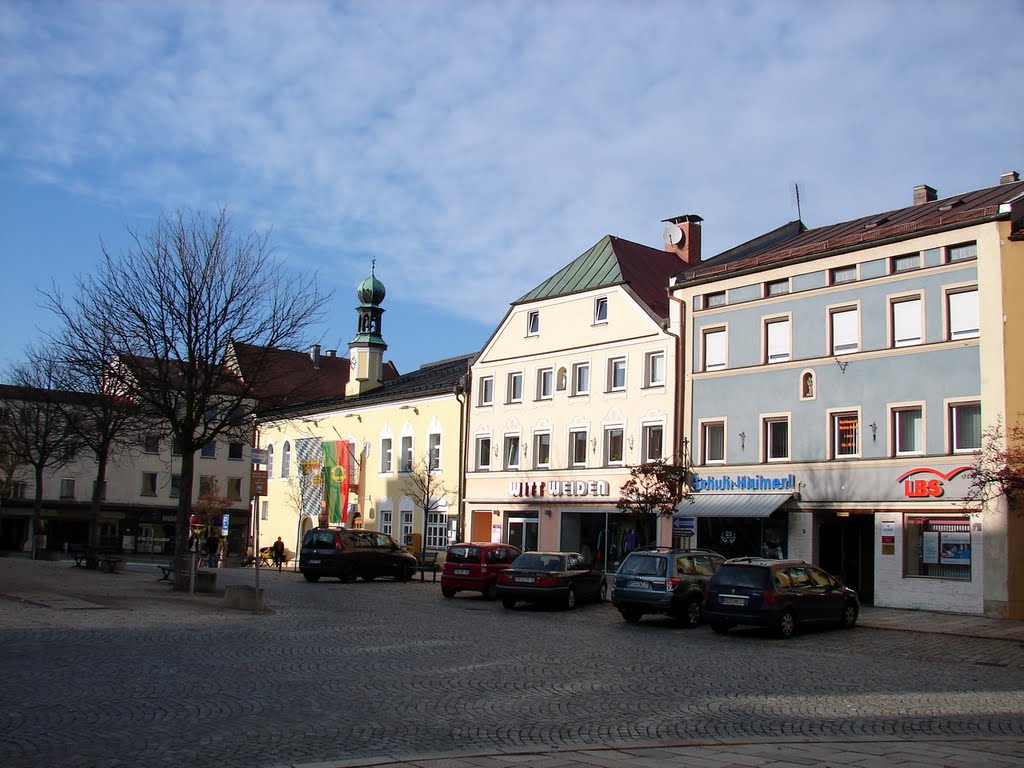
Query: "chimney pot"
325 349 336 357
310 344 321 369
1000 171 1020 185
913 184 938 206
662 214 703 265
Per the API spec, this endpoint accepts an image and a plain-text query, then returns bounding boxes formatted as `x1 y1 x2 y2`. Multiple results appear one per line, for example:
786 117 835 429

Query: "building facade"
462 230 698 569
671 173 1024 617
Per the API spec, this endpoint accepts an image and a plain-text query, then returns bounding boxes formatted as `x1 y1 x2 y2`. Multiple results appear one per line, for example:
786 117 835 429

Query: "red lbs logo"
897 466 971 498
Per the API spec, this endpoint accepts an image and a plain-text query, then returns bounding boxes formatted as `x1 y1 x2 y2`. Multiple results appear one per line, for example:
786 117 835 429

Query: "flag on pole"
322 441 352 525
295 437 324 517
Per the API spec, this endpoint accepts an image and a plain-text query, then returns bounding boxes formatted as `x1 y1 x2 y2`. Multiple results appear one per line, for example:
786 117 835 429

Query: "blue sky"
2 0 1022 377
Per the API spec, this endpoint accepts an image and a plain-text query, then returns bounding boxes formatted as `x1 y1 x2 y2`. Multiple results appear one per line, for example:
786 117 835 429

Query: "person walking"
205 534 219 569
272 537 285 572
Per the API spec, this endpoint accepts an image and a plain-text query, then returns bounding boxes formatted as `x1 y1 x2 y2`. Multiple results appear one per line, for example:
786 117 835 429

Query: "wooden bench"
157 564 176 582
72 552 91 568
414 551 440 582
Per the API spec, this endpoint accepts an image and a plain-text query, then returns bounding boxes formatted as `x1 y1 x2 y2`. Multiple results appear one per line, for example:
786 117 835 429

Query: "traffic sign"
251 448 267 464
251 469 268 497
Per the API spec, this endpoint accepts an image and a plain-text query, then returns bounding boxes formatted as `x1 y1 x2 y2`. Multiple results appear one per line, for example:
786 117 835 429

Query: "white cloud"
1 0 1022 343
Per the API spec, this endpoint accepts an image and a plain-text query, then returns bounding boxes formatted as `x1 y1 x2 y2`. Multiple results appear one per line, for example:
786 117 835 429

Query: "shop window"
904 516 971 580
832 412 860 458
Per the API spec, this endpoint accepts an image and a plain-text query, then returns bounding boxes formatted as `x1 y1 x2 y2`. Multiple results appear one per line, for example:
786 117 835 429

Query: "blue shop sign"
690 473 796 493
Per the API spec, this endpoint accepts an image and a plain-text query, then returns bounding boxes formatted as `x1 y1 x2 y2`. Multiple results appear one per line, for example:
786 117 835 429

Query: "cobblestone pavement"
1 557 1023 768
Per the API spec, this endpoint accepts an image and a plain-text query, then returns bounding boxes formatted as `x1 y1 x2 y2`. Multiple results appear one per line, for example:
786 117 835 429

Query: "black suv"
611 547 725 627
703 558 859 639
299 527 417 583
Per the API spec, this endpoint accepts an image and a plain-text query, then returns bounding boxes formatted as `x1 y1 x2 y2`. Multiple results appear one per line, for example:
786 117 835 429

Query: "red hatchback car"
441 542 522 600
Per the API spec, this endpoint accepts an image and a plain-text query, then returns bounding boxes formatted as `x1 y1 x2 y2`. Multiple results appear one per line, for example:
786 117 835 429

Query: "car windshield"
447 545 482 564
513 553 564 571
713 565 769 589
619 554 666 577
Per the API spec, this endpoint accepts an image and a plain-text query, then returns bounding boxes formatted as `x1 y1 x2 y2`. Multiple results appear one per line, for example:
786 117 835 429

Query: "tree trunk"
172 450 196 591
89 454 108 549
30 465 44 558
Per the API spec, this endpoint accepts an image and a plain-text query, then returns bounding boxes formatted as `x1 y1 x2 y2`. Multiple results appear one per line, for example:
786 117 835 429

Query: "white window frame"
507 371 524 403
891 253 921 273
829 408 861 459
201 441 216 459
607 357 627 392
829 304 860 355
762 415 790 463
572 362 590 396
533 432 551 469
641 423 664 463
644 350 666 387
569 429 589 467
829 265 857 285
764 278 790 297
400 435 413 473
946 286 979 340
702 326 727 371
890 293 924 347
479 376 494 406
700 419 726 465
890 403 925 457
947 400 981 454
427 432 442 471
281 441 291 478
594 296 608 324
476 436 492 470
260 500 269 521
400 505 414 540
379 506 393 536
946 241 977 262
765 315 791 364
526 310 540 336
425 506 448 549
380 438 393 473
604 426 624 466
537 367 553 400
504 434 521 470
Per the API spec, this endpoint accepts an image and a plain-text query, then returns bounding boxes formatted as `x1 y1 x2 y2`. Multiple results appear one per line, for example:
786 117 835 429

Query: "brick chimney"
662 214 703 265
913 184 938 206
1000 171 1020 185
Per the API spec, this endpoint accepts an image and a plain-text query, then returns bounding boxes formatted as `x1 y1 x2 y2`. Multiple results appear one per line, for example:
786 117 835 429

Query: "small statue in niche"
802 371 814 399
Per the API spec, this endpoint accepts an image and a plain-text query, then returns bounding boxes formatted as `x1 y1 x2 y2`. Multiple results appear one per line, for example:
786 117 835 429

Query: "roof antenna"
794 182 802 221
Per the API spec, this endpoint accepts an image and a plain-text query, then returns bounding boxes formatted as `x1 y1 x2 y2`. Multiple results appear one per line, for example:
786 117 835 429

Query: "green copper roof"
515 236 623 303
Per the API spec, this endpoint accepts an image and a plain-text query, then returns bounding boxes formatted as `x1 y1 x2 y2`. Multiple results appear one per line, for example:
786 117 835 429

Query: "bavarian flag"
322 441 351 525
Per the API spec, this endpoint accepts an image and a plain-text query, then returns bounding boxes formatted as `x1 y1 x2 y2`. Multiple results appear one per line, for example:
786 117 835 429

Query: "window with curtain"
950 403 981 452
893 407 923 455
702 422 725 464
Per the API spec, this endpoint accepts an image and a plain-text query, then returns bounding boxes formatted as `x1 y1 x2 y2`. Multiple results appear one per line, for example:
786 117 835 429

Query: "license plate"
627 580 651 589
514 576 535 584
454 568 470 575
721 596 746 606
308 559 321 565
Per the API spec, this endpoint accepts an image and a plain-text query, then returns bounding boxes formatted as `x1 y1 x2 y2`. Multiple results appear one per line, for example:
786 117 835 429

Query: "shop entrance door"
507 517 538 552
819 513 874 605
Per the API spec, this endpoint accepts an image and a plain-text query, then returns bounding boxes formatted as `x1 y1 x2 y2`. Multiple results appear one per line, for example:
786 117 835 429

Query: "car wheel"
397 565 414 582
621 608 642 624
776 609 797 639
483 582 498 601
710 621 731 634
302 572 320 583
441 586 457 598
841 602 858 629
681 598 702 629
501 597 517 610
564 586 577 610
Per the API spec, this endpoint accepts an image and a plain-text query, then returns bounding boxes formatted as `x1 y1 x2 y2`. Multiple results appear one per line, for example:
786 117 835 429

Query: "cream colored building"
254 269 471 560
463 224 700 569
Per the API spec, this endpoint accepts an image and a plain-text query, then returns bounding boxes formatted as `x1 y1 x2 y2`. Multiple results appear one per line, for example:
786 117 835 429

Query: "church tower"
345 263 388 397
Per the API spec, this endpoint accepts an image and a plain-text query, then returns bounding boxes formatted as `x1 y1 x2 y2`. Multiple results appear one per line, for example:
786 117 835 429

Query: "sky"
1 0 1022 378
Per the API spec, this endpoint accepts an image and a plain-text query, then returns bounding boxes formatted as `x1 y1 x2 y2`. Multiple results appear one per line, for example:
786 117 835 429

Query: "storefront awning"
676 493 792 518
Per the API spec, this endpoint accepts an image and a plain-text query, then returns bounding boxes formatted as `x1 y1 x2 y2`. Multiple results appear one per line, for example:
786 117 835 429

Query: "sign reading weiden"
510 480 611 498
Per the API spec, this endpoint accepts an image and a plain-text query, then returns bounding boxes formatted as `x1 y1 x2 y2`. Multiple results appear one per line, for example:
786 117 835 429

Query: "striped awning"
676 493 792 518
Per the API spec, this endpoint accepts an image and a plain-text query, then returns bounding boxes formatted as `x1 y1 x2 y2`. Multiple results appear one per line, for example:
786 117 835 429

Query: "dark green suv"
299 527 417 583
611 548 725 627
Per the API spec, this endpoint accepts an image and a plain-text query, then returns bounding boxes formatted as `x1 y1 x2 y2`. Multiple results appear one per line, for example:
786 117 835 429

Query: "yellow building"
254 268 471 561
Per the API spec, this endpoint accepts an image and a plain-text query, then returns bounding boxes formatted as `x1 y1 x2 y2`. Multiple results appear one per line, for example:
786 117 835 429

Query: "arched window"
281 441 291 478
267 444 275 477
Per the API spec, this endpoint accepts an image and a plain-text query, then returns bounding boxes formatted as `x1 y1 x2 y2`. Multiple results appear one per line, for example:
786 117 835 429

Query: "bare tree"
65 207 328 589
0 349 82 558
966 416 1024 514
404 453 453 551
40 285 150 548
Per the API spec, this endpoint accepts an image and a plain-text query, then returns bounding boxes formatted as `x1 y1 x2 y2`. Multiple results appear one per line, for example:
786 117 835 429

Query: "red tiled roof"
683 180 1024 282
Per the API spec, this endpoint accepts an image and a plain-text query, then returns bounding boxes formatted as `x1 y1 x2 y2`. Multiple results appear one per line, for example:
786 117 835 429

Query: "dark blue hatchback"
703 558 859 639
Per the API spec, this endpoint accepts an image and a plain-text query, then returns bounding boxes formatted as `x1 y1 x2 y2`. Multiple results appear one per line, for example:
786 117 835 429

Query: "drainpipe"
666 288 688 547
